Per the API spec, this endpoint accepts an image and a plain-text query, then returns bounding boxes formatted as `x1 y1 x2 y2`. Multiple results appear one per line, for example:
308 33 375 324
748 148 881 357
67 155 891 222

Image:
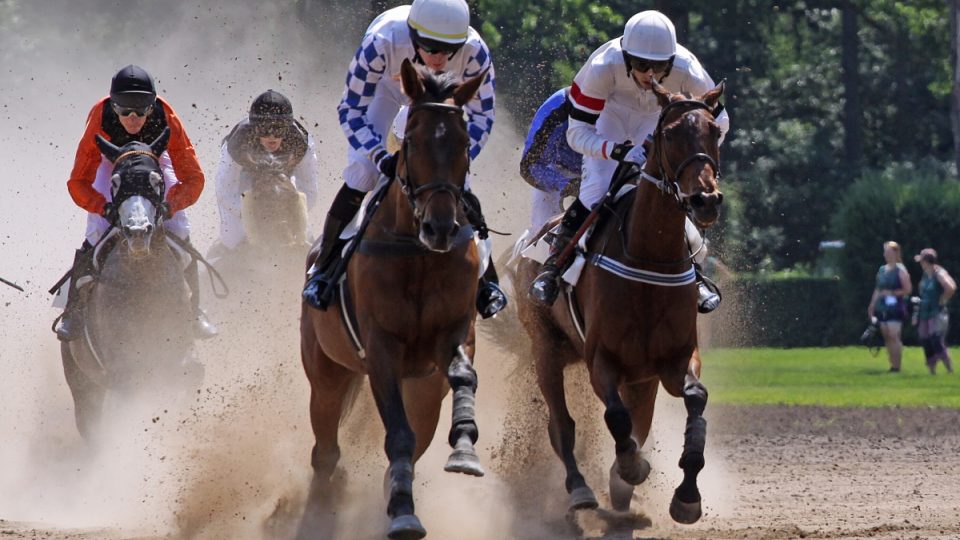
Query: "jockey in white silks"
526 10 730 311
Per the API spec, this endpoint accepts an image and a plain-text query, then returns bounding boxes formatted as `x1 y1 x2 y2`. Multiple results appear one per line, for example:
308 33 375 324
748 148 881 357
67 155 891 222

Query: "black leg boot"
528 198 589 306
184 252 218 339
462 190 508 319
55 243 95 342
302 185 365 310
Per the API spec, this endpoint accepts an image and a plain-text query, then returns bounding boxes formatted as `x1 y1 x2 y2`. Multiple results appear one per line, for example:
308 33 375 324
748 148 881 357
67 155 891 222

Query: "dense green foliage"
832 164 960 342
712 275 845 347
702 347 960 407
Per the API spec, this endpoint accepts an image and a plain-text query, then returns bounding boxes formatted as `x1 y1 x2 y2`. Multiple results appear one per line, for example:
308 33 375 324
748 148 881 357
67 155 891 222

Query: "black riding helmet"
110 65 157 109
249 90 294 136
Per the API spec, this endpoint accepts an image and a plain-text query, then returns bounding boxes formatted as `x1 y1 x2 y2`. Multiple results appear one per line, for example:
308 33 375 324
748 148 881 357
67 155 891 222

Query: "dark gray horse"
61 129 197 440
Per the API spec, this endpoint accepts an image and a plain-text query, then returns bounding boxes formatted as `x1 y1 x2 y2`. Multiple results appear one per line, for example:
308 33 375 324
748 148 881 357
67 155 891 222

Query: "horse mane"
415 67 460 104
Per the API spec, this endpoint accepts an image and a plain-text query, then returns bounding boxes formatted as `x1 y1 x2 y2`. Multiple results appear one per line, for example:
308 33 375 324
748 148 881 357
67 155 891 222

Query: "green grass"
700 347 960 408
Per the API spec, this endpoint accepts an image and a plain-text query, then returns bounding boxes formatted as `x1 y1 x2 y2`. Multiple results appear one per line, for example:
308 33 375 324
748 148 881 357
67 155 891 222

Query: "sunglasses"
112 103 153 118
254 124 285 138
416 40 461 56
630 58 671 74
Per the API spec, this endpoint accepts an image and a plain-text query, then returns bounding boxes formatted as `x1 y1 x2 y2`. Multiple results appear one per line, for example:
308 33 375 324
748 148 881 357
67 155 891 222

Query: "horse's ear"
95 134 121 162
452 68 489 107
150 127 170 156
700 80 725 109
400 58 425 102
650 79 673 108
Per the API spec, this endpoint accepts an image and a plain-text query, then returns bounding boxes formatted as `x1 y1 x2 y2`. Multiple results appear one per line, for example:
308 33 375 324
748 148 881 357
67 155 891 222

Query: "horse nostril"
145 224 154 235
716 193 724 205
422 221 435 238
450 222 460 236
690 194 705 208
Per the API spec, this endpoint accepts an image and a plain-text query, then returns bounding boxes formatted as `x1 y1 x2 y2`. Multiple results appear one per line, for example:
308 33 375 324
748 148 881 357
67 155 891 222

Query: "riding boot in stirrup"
302 215 352 311
694 263 721 314
462 190 508 318
529 199 589 307
185 257 219 339
55 244 95 342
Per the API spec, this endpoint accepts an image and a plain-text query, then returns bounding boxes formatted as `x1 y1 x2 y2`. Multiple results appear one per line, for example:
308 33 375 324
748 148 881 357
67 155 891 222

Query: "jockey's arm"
337 32 390 164
67 102 110 215
162 104 205 214
293 134 321 211
462 42 496 161
214 143 243 221
565 82 617 160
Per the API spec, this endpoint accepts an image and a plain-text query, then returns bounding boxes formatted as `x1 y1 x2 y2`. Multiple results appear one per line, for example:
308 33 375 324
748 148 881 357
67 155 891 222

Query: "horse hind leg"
670 377 708 524
443 345 485 477
535 339 597 511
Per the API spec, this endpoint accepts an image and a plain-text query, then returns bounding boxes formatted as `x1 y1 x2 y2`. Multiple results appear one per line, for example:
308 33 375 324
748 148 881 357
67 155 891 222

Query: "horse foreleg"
443 345 485 477
367 345 425 540
61 342 104 442
608 379 659 511
669 363 708 524
534 339 597 511
591 353 650 489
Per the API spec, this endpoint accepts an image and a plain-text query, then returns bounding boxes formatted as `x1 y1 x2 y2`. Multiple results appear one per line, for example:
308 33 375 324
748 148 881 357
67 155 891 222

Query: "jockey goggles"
627 56 673 75
253 121 286 138
414 36 463 56
112 102 154 118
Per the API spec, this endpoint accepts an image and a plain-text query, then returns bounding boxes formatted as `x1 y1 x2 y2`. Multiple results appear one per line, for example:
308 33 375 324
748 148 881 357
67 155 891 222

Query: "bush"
831 162 960 344
708 274 844 347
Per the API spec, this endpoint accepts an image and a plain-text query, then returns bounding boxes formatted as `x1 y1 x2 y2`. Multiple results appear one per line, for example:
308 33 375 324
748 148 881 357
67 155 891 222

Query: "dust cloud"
0 2 734 539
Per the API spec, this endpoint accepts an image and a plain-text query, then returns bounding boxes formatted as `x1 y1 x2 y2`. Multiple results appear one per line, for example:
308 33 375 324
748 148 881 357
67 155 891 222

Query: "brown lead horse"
516 80 725 524
299 59 488 540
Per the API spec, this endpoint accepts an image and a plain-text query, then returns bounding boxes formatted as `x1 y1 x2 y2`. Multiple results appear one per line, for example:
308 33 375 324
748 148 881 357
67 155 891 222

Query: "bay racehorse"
241 154 309 249
516 80 725 524
299 58 488 540
60 129 198 440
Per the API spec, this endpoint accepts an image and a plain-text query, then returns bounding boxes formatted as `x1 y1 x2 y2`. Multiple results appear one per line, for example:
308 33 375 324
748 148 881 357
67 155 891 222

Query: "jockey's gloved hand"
158 202 172 220
623 144 647 166
102 201 119 225
374 150 399 179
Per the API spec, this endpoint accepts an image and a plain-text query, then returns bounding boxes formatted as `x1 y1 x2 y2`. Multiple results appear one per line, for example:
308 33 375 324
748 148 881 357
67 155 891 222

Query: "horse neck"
622 166 689 264
102 239 185 291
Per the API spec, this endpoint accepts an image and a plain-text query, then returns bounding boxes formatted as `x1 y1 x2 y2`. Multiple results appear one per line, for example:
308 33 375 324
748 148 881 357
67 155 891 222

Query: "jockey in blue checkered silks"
302 0 506 318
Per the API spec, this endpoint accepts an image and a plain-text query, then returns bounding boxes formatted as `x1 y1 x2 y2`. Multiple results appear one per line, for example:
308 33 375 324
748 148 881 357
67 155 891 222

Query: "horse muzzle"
123 223 155 257
419 214 461 253
688 191 723 228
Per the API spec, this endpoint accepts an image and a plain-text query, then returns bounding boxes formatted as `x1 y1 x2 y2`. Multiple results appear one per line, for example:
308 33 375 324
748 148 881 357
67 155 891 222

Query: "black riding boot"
529 198 589 306
694 263 721 314
55 242 95 342
185 254 218 339
462 190 508 319
302 185 365 311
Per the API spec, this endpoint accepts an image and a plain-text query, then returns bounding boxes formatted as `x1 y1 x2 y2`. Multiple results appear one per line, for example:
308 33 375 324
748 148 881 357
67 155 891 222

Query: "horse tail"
338 374 365 427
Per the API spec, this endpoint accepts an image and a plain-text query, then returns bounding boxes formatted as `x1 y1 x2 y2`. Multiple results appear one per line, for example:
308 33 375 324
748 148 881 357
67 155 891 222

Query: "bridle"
637 99 721 212
110 151 166 223
398 101 468 221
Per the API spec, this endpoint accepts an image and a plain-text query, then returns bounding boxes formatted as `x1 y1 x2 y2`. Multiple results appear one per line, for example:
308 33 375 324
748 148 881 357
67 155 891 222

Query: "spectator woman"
867 241 912 372
913 248 956 374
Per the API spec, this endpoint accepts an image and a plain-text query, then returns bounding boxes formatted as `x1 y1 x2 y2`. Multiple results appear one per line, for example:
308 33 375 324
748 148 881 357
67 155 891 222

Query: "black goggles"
628 56 672 75
112 103 154 118
415 37 462 56
253 122 286 138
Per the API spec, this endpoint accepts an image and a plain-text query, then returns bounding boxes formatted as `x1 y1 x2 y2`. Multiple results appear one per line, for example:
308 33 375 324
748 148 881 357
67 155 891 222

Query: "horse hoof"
568 486 599 511
669 492 702 524
387 514 427 540
608 462 634 511
618 453 651 486
444 449 485 477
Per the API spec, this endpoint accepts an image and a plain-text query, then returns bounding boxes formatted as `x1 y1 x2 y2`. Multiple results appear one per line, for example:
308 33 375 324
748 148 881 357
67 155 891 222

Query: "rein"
398 101 468 220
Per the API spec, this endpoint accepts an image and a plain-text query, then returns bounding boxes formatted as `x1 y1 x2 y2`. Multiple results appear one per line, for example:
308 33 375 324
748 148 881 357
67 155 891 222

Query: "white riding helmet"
408 0 470 46
622 10 677 61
